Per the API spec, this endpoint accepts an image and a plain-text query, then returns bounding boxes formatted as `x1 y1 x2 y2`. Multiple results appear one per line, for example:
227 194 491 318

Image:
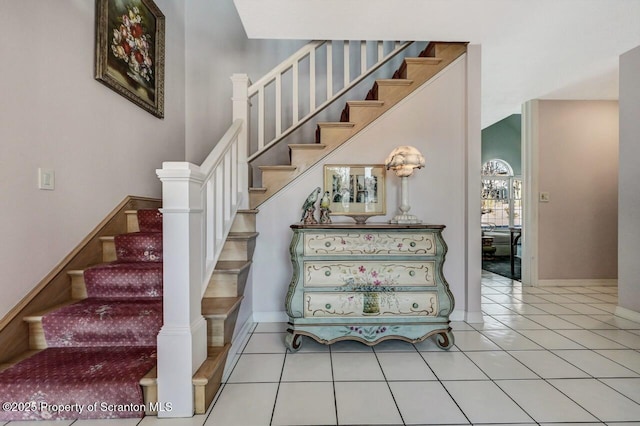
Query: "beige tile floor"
6 271 640 425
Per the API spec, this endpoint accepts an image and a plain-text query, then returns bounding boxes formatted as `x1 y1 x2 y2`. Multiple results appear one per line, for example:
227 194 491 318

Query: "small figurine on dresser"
319 191 332 224
300 187 321 224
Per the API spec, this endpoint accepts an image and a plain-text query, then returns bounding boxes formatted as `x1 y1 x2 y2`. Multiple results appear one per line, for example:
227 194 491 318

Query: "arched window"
481 159 522 228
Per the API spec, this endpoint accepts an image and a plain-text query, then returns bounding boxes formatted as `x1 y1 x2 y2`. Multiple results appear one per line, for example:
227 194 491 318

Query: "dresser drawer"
304 292 438 317
303 231 436 256
303 261 436 287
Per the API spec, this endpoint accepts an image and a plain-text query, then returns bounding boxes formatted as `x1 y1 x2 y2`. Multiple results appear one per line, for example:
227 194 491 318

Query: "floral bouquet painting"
96 0 165 118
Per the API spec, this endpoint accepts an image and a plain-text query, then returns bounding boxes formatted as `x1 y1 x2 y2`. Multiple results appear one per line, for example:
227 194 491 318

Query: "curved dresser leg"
435 330 455 350
285 332 302 352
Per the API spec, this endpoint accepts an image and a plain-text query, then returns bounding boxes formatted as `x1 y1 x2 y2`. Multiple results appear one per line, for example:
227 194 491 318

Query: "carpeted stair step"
0 347 156 421
100 232 163 263
82 262 163 299
201 297 243 347
29 298 162 349
136 209 163 233
115 232 163 263
193 344 230 414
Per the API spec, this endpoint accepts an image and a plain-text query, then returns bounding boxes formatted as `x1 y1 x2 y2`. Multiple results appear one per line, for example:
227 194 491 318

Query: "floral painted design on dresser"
303 292 437 317
304 232 436 256
304 261 435 288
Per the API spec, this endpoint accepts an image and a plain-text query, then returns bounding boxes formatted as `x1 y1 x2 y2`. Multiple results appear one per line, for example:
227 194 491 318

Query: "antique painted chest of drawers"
285 224 455 350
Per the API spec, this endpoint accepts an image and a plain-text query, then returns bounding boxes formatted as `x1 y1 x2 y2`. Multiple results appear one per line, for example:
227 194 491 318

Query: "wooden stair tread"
347 100 384 107
237 209 259 214
258 165 297 171
23 301 78 322
214 260 252 274
317 122 355 128
376 79 413 86
140 366 157 386
249 187 267 193
201 296 243 318
289 143 326 150
405 57 443 65
193 344 231 385
226 231 259 240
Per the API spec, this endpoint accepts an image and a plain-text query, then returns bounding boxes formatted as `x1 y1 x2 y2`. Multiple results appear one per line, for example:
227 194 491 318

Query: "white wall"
0 1 186 319
618 45 640 317
251 57 475 320
184 0 305 164
535 101 618 283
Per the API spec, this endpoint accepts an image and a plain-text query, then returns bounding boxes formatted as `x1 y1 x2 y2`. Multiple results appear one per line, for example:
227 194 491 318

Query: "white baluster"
361 40 367 74
258 87 265 150
292 62 299 124
344 40 350 87
309 48 316 112
326 41 333 99
275 73 282 137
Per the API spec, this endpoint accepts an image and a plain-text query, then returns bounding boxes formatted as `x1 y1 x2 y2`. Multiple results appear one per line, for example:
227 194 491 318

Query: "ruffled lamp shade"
385 146 425 224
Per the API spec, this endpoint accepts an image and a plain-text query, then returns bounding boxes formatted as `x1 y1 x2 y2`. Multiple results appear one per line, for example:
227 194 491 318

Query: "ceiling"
233 0 640 128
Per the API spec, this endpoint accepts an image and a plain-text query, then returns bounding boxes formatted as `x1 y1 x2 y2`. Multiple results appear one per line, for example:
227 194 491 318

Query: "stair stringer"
249 42 468 209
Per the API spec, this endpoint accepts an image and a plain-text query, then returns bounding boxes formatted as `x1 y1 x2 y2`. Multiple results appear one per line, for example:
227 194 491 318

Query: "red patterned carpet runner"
0 209 163 420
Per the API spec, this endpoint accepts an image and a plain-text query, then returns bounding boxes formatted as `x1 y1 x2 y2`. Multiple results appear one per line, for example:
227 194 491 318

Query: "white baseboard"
538 279 618 287
615 306 640 323
253 311 288 323
465 311 484 324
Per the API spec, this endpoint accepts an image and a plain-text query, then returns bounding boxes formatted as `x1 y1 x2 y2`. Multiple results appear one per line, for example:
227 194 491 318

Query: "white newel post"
156 162 208 417
231 74 250 208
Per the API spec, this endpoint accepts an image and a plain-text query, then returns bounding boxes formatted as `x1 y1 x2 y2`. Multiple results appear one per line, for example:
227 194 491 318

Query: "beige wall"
618 45 640 314
537 100 618 281
0 1 186 319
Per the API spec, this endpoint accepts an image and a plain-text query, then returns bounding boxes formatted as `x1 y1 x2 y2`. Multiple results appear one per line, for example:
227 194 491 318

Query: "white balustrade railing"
245 40 414 161
155 118 247 417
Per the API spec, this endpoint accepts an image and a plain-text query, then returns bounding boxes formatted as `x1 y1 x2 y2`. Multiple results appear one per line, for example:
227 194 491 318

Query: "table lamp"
385 145 425 224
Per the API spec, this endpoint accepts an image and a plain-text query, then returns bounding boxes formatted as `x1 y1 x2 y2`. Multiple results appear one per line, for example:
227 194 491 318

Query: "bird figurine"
301 187 321 224
319 191 332 224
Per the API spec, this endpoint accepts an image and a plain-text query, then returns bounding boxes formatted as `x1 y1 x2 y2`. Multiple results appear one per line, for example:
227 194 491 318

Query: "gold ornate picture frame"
323 164 386 223
95 0 165 118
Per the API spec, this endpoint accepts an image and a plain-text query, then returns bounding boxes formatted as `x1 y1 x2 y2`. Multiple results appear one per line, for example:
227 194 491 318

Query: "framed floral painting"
95 0 165 118
323 164 386 223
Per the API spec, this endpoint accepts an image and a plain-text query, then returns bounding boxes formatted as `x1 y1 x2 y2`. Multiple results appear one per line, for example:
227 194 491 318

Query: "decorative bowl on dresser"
285 223 455 351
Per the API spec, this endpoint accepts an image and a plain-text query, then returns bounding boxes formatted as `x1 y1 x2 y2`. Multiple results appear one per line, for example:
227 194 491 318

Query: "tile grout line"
415 346 472 425
371 348 406 426
328 344 339 426
268 346 288 426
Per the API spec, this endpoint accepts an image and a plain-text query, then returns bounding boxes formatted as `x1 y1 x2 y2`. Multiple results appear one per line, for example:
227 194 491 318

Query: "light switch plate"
38 168 55 190
539 191 550 202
